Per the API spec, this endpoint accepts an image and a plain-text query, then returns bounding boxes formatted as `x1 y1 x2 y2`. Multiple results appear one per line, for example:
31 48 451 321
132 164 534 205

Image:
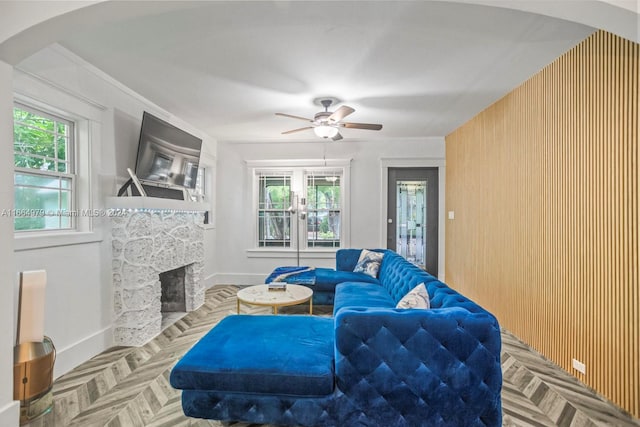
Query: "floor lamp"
289 192 306 267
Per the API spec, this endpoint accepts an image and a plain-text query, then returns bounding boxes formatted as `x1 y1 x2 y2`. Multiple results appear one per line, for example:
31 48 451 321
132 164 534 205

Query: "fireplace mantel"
105 196 208 212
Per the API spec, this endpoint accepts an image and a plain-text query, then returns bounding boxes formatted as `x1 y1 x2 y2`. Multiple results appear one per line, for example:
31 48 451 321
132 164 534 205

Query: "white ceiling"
55 1 596 143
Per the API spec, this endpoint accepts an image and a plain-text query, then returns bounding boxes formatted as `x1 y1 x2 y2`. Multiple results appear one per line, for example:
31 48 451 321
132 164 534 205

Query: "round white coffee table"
236 284 313 315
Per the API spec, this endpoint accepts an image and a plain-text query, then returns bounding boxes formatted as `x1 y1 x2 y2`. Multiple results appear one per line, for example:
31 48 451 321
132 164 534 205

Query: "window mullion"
14 167 74 180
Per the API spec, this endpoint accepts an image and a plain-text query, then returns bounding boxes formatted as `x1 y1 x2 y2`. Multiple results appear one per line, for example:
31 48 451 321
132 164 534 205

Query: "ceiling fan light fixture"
314 125 339 139
277 101 381 140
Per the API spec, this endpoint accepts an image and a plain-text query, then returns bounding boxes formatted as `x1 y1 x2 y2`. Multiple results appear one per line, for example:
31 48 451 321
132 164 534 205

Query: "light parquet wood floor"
25 286 640 427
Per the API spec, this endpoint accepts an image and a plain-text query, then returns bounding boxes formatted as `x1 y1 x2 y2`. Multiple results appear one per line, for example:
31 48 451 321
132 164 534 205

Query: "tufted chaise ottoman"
170 315 336 425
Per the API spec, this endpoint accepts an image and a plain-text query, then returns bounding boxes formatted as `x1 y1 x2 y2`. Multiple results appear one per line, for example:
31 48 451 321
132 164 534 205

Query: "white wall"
214 137 445 285
11 45 217 380
0 59 20 427
200 150 218 288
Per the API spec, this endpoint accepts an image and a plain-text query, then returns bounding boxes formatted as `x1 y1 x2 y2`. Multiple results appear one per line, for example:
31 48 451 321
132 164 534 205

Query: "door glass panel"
396 180 426 267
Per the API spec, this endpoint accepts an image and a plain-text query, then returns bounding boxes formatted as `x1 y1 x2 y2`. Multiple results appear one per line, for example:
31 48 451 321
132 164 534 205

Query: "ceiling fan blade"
282 126 313 135
275 112 314 122
331 132 343 141
327 106 355 122
342 122 383 131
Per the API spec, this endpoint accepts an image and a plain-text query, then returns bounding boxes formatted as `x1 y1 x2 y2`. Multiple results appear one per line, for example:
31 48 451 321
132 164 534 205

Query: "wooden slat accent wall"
445 30 639 418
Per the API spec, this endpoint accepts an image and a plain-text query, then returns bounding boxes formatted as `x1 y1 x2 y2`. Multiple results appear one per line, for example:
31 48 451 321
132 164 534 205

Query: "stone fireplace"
109 206 205 346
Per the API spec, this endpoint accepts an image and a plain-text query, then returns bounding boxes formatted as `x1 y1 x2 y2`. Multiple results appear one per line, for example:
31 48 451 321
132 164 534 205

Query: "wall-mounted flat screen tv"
134 111 202 189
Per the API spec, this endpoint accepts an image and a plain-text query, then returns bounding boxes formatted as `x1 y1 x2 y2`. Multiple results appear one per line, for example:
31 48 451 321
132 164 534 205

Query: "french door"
387 167 438 276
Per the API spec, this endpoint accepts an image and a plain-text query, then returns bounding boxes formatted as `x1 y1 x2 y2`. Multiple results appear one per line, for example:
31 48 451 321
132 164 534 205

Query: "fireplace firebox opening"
159 266 187 313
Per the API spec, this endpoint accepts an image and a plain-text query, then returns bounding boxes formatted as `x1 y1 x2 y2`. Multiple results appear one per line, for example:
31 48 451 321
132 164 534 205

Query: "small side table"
237 284 313 315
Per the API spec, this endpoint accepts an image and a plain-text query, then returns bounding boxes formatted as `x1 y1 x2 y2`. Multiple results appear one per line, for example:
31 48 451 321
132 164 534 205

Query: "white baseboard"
211 273 265 286
202 272 217 289
0 400 20 427
53 326 113 379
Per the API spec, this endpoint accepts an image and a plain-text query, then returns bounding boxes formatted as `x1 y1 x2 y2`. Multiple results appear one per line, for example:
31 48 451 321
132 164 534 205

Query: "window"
188 166 207 202
13 103 75 232
194 167 206 197
257 173 292 247
252 163 348 251
306 172 341 248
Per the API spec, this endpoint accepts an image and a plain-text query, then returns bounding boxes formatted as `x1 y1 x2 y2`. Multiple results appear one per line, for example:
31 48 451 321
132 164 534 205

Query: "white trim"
246 158 352 168
198 155 217 227
0 401 19 427
105 197 208 211
246 248 338 259
12 81 102 248
380 157 446 281
202 272 217 289
380 157 446 166
14 230 102 251
53 325 112 379
13 74 106 120
14 67 108 112
342 165 351 248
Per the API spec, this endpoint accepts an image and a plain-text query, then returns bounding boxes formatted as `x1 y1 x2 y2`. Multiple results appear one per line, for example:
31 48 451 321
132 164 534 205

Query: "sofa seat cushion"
333 282 396 315
314 267 379 292
170 315 335 397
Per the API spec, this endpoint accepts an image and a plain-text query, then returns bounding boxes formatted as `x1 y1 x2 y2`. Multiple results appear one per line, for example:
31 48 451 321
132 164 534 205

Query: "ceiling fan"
276 99 383 141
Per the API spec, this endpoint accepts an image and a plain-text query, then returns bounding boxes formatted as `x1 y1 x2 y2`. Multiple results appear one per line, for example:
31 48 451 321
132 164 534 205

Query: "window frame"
194 167 206 198
12 87 102 251
304 171 342 249
192 158 216 229
13 102 77 232
247 159 351 258
256 172 293 248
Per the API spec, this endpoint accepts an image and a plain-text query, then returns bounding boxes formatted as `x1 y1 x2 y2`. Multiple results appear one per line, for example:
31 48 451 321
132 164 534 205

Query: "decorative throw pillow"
353 249 384 278
396 283 430 309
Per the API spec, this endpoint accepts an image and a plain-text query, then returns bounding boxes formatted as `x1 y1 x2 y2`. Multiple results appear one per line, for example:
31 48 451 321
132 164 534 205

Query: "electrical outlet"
572 358 586 374
448 211 455 220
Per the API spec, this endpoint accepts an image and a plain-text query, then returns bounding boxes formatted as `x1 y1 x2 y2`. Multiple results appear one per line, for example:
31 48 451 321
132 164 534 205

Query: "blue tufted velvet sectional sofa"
170 249 502 427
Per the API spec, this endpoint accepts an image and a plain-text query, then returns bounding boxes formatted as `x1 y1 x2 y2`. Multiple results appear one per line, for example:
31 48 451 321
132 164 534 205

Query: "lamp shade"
313 125 339 138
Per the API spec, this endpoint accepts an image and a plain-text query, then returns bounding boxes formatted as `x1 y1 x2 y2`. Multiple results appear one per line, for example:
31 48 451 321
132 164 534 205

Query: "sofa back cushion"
378 250 434 303
378 250 491 315
336 248 385 272
339 249 491 315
